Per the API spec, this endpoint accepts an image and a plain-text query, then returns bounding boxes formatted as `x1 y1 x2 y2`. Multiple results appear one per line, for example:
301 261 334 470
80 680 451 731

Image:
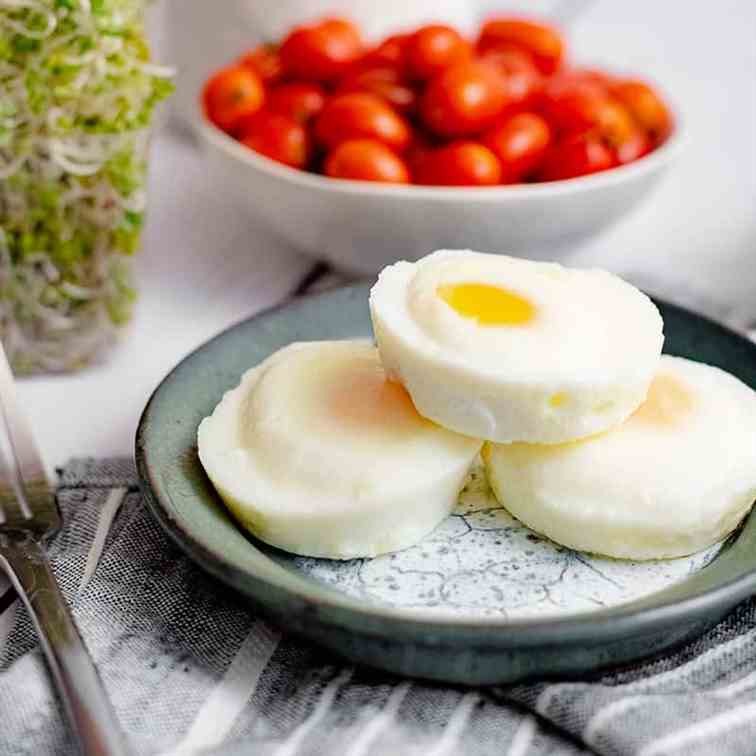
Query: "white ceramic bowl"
242 0 476 42
197 114 684 275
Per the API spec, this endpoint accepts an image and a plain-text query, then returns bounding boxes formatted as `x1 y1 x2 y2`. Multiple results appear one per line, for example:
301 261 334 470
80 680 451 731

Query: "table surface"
16 0 756 472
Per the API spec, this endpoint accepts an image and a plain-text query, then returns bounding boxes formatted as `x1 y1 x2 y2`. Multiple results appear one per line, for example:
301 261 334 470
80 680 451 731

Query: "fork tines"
0 343 58 535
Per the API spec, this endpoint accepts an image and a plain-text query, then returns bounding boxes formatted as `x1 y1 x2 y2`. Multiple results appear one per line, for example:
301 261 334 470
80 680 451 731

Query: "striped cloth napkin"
2 458 756 756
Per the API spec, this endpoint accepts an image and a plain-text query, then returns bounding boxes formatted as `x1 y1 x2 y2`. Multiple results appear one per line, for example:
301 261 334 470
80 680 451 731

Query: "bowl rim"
196 106 686 202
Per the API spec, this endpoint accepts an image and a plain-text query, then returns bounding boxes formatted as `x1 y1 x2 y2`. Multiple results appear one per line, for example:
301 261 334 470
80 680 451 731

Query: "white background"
16 0 756 471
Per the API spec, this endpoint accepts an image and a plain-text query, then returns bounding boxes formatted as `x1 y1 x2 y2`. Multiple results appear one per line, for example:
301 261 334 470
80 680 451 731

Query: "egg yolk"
634 373 694 428
326 356 426 435
437 283 536 326
549 392 568 408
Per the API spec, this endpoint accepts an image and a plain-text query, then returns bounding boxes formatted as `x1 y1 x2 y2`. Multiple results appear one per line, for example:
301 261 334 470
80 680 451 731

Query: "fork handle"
0 535 131 756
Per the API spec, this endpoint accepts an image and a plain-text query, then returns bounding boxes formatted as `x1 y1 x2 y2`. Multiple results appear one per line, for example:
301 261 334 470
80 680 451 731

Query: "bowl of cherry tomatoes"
199 16 682 274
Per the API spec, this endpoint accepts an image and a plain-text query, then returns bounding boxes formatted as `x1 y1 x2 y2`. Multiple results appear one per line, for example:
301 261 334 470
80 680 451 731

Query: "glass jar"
0 0 172 373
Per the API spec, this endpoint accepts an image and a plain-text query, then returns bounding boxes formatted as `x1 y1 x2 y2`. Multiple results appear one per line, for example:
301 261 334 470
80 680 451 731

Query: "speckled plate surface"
136 283 756 684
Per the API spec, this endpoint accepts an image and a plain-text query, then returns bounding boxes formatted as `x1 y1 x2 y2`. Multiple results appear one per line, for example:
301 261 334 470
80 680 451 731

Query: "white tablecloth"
17 0 756 472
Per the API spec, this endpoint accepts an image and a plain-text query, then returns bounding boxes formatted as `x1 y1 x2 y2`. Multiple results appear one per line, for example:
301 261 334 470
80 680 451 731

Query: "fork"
0 344 130 756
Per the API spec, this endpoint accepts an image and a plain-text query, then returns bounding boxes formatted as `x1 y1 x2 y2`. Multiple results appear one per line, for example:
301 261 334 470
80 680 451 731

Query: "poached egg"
370 249 664 444
483 356 756 559
197 340 483 559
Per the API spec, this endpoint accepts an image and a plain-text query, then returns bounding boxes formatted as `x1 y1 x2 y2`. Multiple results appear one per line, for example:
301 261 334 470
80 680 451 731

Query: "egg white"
483 356 756 559
197 340 483 559
370 249 664 443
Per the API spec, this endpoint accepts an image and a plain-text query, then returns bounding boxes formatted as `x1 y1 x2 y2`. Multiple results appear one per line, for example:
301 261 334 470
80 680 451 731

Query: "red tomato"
560 68 615 90
615 128 652 164
239 45 283 85
239 112 310 168
203 66 265 134
337 66 417 114
406 25 472 81
325 139 410 183
544 72 606 99
482 112 551 183
415 141 502 186
594 99 636 147
361 34 411 70
537 132 616 181
405 130 438 177
421 61 508 137
267 83 326 123
280 18 363 82
478 18 565 75
480 47 544 115
541 76 604 129
542 77 635 147
611 79 672 141
314 92 412 152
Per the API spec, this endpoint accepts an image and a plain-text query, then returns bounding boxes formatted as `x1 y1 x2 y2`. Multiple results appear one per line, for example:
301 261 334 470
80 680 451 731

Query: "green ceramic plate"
136 284 756 685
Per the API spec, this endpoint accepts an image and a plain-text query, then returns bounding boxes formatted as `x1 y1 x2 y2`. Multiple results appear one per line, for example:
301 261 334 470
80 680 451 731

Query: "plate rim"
135 283 756 645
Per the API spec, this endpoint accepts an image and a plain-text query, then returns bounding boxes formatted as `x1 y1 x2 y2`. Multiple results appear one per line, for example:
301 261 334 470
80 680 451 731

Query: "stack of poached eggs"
199 250 756 561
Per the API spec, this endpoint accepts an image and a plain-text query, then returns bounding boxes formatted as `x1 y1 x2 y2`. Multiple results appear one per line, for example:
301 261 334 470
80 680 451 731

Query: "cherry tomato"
482 112 551 183
560 68 615 90
267 82 326 123
480 47 544 115
615 128 652 164
541 75 603 129
478 18 565 75
337 66 417 114
537 132 616 181
542 77 635 147
421 61 508 137
239 45 283 85
543 71 606 99
361 34 410 70
415 141 502 186
595 100 637 147
325 139 410 183
406 24 472 81
611 79 672 141
314 92 412 152
280 18 363 82
239 111 310 168
405 130 437 177
203 66 265 134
